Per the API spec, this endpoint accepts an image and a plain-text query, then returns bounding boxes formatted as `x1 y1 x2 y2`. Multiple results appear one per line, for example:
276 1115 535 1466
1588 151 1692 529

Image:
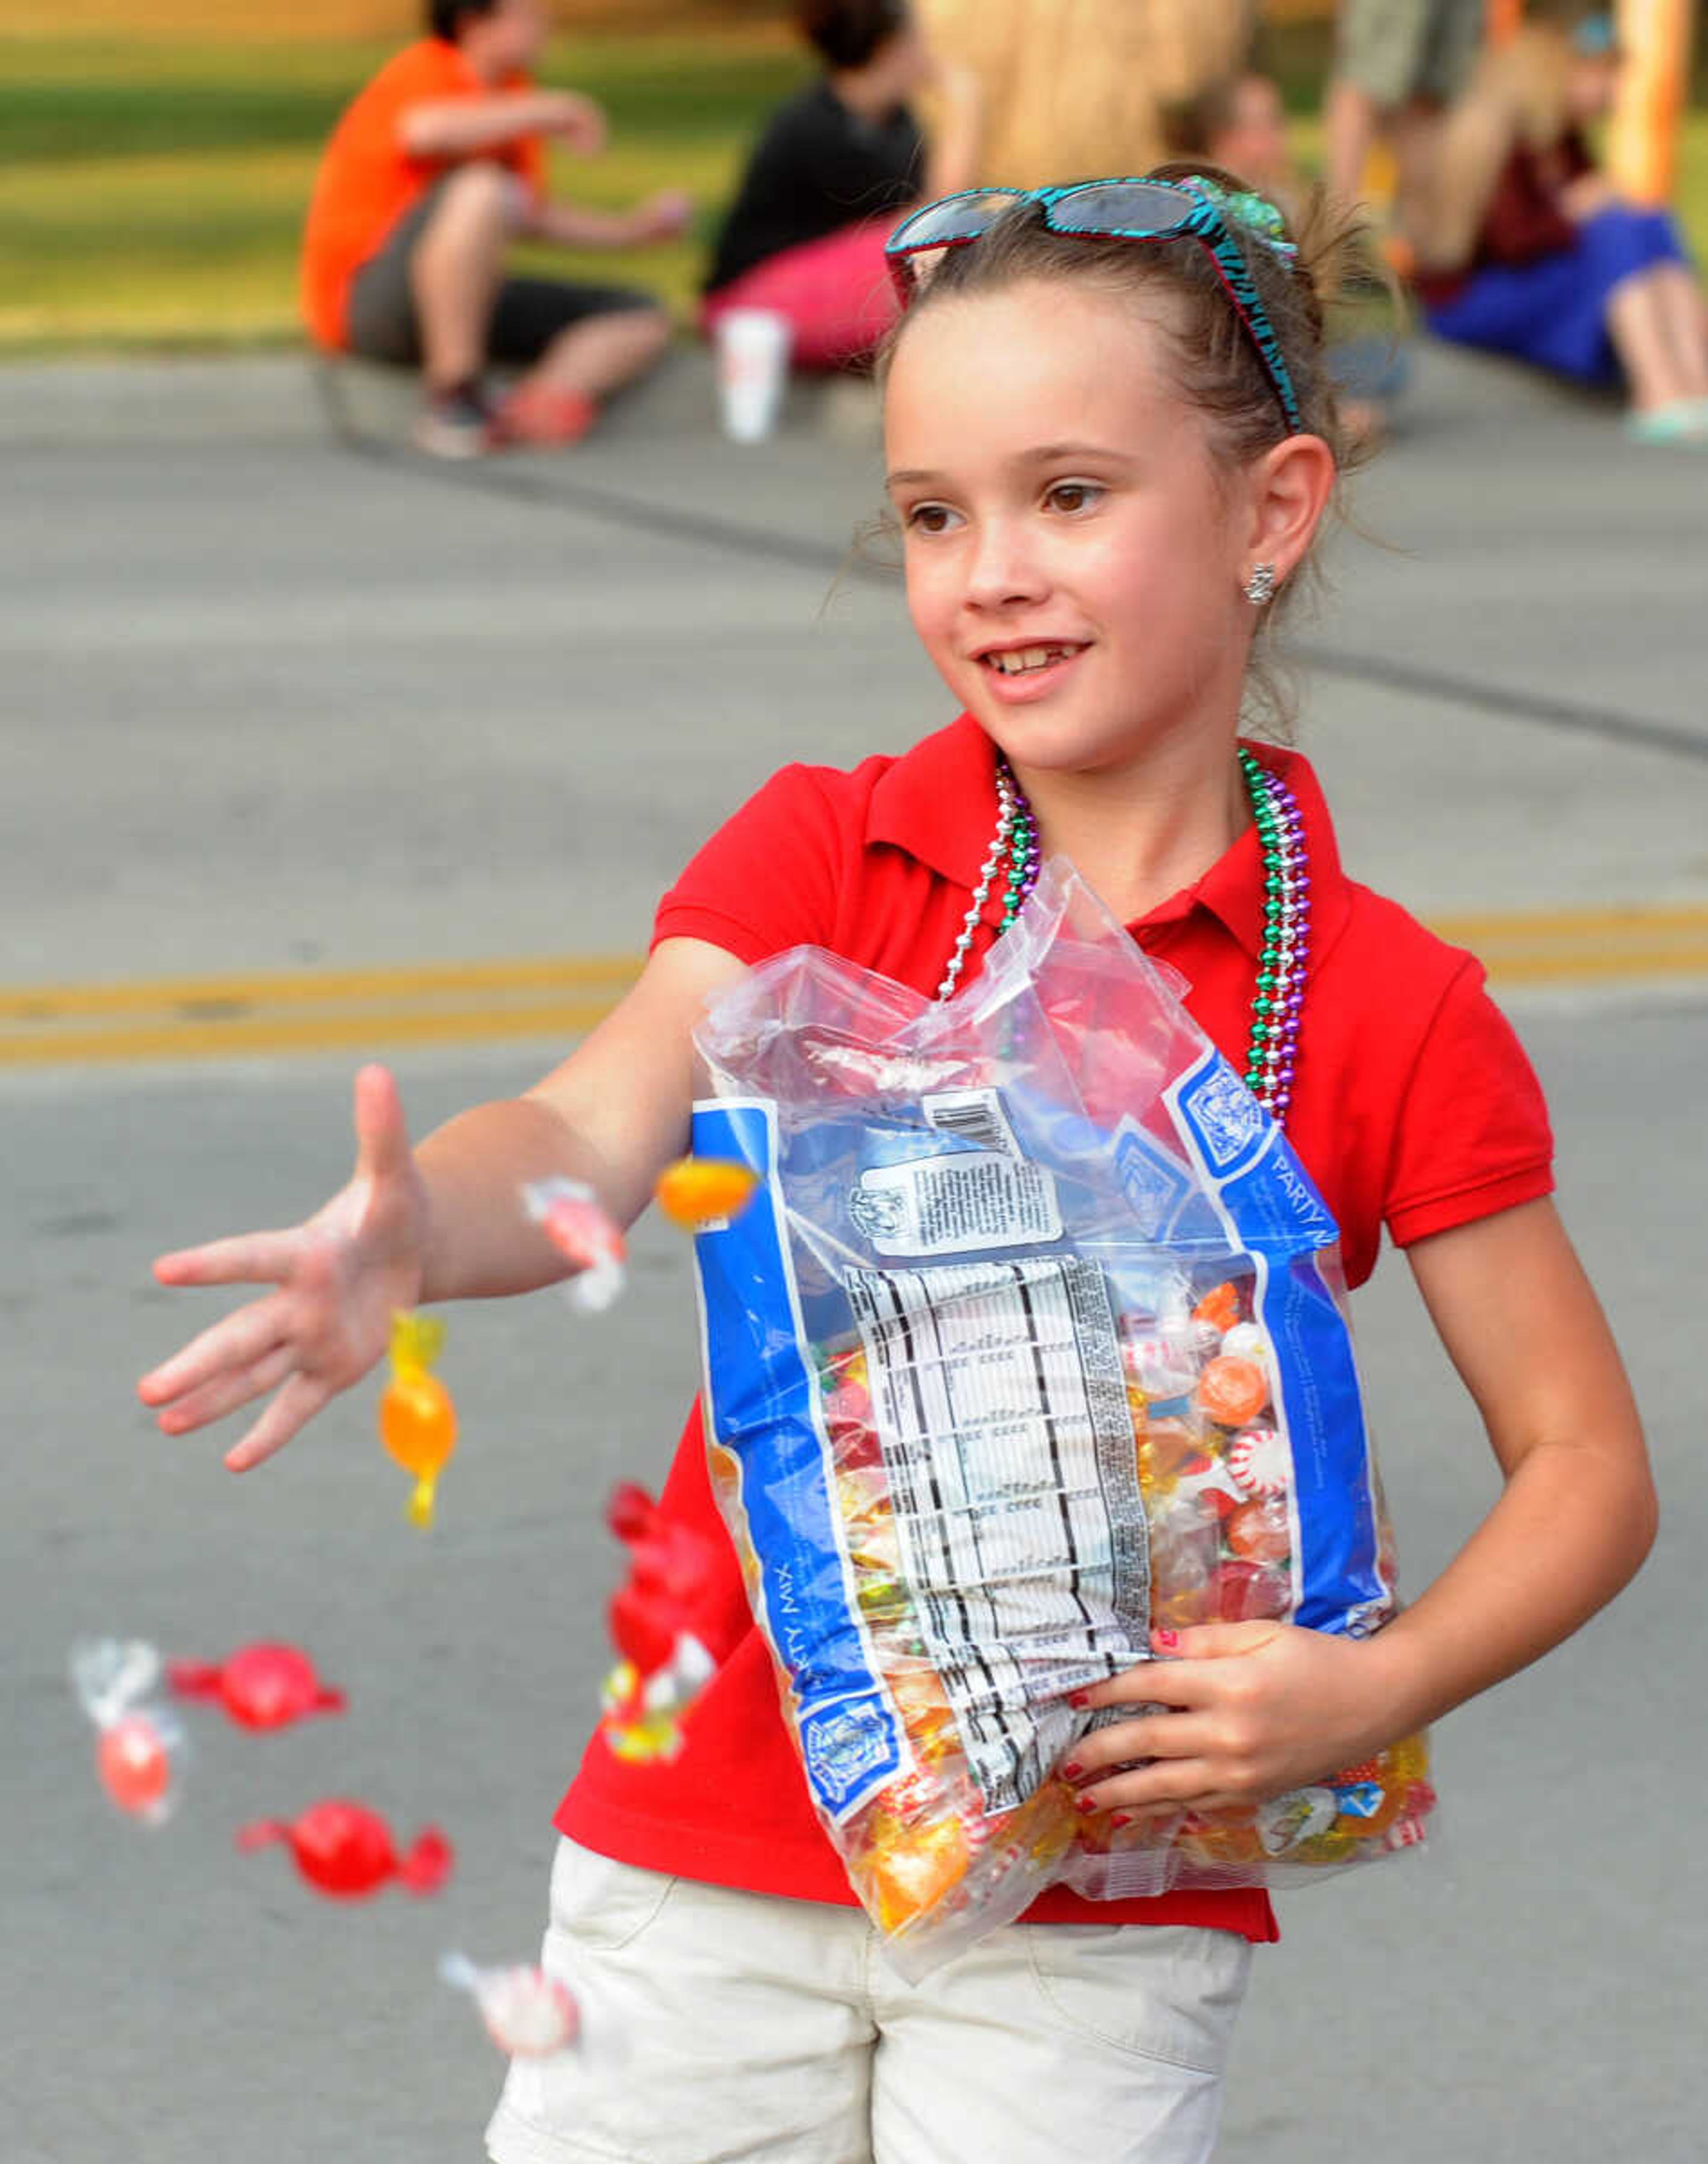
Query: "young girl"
140 165 1654 2164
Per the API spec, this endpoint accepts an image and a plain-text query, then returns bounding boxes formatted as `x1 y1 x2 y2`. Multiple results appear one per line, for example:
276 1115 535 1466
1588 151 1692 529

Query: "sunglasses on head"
884 177 1305 436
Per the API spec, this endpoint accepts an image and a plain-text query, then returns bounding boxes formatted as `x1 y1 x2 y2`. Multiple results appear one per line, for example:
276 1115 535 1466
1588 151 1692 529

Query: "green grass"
0 27 1704 353
0 31 805 349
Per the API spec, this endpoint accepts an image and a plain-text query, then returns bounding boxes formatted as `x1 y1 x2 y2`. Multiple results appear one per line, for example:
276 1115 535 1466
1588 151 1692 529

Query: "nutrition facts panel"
846 1255 1150 1811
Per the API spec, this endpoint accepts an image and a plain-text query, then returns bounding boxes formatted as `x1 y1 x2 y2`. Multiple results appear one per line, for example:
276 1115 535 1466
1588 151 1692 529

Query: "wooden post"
1608 0 1696 205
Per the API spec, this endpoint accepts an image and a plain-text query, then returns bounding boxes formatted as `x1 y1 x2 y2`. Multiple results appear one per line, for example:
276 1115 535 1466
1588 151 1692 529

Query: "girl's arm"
1063 1199 1656 1815
137 937 745 1472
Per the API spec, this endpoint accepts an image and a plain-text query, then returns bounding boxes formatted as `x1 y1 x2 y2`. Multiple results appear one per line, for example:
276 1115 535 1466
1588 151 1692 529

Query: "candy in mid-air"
653 1157 761 1232
71 1638 186 1825
440 1952 579 2057
237 1800 452 1899
379 1311 457 1529
522 1177 628 1315
168 1641 346 1731
598 1483 723 1761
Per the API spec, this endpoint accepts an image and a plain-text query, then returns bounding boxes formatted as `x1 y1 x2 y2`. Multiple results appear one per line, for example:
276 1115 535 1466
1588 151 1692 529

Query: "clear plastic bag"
688 866 1433 1976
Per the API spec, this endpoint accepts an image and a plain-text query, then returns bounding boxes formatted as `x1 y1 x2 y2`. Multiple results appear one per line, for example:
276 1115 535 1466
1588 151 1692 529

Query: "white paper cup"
714 308 793 443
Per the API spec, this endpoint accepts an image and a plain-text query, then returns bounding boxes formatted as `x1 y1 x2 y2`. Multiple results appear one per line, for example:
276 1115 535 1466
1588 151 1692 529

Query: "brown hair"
797 0 910 70
879 165 1375 732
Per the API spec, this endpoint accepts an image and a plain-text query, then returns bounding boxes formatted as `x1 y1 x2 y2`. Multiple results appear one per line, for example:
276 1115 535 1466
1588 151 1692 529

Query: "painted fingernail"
1152 1627 1179 1650
1061 1760 1084 1780
1067 1691 1090 1709
1111 1813 1134 1829
1076 1792 1100 1814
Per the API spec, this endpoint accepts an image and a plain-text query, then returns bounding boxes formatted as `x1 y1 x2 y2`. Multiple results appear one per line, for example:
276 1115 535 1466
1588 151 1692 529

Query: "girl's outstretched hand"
137 1065 431 1474
1062 1621 1411 1820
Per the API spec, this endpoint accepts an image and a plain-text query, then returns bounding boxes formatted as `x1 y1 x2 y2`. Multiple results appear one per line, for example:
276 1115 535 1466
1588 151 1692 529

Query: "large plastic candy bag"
688 866 1432 1975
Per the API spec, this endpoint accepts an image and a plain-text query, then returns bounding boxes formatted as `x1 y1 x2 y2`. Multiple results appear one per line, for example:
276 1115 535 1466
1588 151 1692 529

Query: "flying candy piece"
237 1799 453 1899
600 1482 724 1760
599 1633 717 1763
523 1178 627 1315
379 1311 457 1529
71 1638 186 1826
440 1952 579 2057
168 1641 346 1731
653 1157 761 1232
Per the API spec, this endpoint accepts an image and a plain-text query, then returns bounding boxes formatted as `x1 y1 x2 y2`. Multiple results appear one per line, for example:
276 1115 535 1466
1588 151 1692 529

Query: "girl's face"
884 282 1258 780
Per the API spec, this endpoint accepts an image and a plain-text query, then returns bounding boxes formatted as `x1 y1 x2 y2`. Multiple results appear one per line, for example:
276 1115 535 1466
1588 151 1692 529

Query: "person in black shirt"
703 0 981 370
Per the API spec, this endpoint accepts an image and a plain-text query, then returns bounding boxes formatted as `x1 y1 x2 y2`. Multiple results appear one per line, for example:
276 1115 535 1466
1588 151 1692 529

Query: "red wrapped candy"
237 1801 453 1899
168 1642 346 1732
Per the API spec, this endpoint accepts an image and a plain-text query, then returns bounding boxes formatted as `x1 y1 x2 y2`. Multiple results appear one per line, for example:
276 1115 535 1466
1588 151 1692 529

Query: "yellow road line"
0 953 639 1024
3 904 1706 1070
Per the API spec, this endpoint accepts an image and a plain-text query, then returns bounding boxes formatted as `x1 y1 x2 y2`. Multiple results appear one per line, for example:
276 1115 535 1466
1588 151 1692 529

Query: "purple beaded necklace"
935 748 1310 1126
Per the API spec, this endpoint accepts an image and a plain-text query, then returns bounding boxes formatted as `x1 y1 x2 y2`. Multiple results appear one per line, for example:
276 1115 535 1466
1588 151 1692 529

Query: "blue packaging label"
689 1098 904 1821
1167 1050 1390 1634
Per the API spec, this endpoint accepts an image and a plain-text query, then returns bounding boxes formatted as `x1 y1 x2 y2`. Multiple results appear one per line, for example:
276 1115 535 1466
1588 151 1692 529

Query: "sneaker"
412 382 496 459
492 383 599 450
1626 399 1708 446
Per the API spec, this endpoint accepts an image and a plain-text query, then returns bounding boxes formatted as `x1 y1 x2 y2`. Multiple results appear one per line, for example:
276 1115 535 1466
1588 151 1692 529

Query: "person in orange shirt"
301 0 691 456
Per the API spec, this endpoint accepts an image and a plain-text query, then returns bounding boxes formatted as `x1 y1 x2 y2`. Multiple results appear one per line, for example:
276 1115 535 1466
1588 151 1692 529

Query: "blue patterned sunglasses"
885 177 1304 435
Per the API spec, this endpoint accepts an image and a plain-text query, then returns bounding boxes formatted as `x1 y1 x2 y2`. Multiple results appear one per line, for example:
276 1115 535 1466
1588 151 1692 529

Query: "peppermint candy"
1228 1424 1289 1499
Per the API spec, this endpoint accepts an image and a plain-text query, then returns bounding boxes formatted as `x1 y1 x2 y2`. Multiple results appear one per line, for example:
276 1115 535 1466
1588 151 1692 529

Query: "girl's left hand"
1062 1622 1409 1819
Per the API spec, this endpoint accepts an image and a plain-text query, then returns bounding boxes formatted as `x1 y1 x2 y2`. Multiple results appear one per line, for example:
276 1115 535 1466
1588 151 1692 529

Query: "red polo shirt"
556 717 1555 1942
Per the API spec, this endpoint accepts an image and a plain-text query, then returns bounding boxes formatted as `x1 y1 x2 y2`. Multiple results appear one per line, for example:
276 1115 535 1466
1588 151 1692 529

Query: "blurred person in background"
1325 0 1487 249
1413 10 1708 443
1166 71 1408 445
701 0 982 371
301 0 691 458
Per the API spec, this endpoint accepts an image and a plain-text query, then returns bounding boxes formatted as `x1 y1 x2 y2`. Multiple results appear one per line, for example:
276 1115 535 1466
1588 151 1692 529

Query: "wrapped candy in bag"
689 866 1433 1977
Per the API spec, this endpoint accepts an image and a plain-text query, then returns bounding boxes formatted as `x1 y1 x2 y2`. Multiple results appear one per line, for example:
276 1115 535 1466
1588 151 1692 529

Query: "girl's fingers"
140 1293 290 1410
152 1229 299 1290
1065 1711 1214 1783
155 1342 295 1436
224 1372 333 1474
1076 1757 1231 1816
351 1063 412 1187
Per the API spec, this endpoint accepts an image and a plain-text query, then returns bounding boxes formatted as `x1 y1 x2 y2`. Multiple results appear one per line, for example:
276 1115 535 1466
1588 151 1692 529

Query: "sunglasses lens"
1047 181 1191 236
889 189 1026 254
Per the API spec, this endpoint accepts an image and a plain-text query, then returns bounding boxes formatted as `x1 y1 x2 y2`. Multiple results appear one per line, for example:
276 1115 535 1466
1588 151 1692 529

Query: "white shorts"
486 1838 1252 2164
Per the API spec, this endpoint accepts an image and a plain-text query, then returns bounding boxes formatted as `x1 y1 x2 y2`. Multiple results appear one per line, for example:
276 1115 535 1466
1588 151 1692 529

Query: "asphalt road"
3 343 1705 2163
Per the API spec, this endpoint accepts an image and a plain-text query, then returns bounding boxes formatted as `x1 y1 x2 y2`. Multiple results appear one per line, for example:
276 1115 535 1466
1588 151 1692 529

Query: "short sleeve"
651 764 849 965
1384 957 1555 1247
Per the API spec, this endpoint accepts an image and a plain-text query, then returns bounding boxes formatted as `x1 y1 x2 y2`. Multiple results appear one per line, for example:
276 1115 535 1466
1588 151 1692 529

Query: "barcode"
922 1087 1019 1159
846 1255 1149 1814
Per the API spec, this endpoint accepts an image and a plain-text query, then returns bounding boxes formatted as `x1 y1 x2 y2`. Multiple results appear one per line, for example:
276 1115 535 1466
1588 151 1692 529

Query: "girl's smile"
884 281 1256 778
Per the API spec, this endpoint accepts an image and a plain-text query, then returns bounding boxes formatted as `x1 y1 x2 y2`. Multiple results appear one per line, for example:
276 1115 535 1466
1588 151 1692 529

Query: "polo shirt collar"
866 712 1348 961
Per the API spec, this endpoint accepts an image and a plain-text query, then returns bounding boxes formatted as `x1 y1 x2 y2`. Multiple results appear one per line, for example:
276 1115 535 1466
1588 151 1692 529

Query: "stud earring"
1244 563 1278 606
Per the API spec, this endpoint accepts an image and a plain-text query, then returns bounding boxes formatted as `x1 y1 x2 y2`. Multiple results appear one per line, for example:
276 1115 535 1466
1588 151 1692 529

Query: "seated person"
1412 11 1708 444
301 0 690 457
702 0 980 372
1165 69 1408 446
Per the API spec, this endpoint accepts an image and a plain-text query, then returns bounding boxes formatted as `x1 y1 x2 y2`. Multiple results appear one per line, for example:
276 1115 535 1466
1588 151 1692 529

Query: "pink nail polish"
1061 1760 1084 1781
1153 1627 1179 1651
1076 1792 1100 1814
1111 1813 1134 1830
1067 1691 1090 1709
